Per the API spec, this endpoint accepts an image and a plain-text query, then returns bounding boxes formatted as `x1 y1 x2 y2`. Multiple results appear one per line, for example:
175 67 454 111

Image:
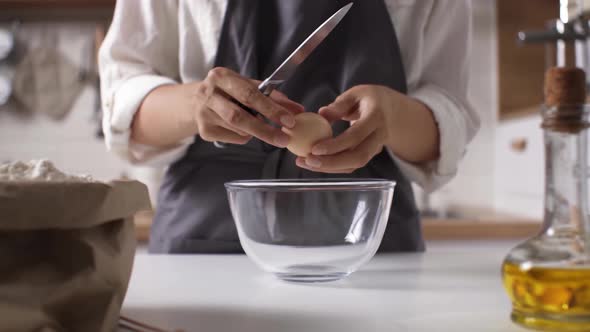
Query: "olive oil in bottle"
504 263 590 313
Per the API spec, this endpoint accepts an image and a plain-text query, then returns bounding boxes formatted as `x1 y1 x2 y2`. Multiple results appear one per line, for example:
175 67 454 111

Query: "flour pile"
0 160 94 182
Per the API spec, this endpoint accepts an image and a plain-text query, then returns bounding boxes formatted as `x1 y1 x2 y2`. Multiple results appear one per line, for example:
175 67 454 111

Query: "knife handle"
231 79 277 116
231 98 259 117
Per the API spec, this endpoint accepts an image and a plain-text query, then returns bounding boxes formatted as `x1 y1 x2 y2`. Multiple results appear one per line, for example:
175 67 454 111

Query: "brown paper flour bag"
0 180 151 332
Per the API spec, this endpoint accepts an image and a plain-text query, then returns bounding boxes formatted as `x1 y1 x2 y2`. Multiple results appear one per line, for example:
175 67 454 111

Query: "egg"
282 112 333 157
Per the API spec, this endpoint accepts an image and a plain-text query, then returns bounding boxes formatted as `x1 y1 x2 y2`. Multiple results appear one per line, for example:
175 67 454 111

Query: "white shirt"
99 0 479 192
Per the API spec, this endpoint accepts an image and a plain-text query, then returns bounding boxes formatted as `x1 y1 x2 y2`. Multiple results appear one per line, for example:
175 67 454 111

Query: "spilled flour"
0 160 95 182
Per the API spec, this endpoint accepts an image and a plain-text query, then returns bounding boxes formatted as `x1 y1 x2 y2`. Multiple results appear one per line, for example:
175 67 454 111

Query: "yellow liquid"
503 262 590 331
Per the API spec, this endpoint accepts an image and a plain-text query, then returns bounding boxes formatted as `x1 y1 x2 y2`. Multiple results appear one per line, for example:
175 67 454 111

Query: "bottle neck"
544 125 590 235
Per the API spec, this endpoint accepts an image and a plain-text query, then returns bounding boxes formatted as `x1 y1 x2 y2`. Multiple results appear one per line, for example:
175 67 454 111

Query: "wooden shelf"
0 0 115 20
0 0 115 9
422 218 541 240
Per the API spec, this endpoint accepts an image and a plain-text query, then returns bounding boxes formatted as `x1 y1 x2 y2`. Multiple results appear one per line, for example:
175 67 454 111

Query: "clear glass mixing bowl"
225 179 395 282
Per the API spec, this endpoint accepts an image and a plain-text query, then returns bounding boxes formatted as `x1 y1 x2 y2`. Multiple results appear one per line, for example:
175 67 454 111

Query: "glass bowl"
225 179 395 282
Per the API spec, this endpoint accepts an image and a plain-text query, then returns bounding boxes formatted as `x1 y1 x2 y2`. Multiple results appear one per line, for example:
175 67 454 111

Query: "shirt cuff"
103 74 192 167
388 85 470 192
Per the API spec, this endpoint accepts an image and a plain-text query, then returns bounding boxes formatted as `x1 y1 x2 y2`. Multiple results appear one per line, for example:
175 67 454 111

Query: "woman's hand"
296 85 439 174
296 85 392 173
191 67 304 147
133 67 304 149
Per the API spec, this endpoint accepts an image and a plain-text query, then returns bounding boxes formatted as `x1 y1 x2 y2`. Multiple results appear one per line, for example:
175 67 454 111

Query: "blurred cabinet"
495 115 544 197
497 0 557 120
494 114 545 219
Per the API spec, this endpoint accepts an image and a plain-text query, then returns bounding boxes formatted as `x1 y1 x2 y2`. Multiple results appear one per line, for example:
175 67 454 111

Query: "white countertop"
123 240 530 332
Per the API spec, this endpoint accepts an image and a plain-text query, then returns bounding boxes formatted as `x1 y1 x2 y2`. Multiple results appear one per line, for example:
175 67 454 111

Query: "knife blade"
215 2 353 148
257 2 353 96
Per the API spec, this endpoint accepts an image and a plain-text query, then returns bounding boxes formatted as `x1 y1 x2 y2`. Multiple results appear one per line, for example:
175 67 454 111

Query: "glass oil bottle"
502 67 590 331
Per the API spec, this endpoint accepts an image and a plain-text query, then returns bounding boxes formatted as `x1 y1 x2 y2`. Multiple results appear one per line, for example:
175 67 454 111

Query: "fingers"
270 90 305 114
297 132 383 172
295 157 357 174
199 124 253 145
250 79 304 114
207 67 295 128
311 116 375 156
201 85 290 147
295 85 388 173
318 92 358 122
208 99 290 147
206 93 250 137
197 109 252 145
216 109 288 147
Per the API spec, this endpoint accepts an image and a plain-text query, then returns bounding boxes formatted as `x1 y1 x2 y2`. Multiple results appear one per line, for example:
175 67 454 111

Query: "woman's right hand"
190 67 304 147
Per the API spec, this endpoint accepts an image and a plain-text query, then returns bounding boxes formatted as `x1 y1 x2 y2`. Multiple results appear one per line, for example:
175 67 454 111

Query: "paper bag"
0 180 151 332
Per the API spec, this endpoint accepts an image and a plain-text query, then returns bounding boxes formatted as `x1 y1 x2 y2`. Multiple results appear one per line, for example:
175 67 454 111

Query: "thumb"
319 90 358 122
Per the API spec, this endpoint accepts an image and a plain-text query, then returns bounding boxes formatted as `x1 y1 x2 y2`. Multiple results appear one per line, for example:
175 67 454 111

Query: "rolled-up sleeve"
99 0 191 166
389 0 480 192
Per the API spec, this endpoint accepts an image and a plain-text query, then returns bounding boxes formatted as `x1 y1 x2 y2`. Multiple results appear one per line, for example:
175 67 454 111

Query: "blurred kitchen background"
0 0 573 240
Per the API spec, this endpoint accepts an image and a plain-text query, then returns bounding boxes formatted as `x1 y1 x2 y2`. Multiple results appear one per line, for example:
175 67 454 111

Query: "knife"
215 3 353 148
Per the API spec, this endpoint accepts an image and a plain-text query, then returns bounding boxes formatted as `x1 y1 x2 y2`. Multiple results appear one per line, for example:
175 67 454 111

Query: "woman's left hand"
296 85 397 174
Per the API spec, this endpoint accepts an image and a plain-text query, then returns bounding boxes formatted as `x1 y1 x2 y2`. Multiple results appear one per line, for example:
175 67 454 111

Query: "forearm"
131 83 198 148
386 93 440 164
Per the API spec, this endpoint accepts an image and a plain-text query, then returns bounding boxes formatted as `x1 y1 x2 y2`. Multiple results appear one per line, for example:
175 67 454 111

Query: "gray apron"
149 0 424 254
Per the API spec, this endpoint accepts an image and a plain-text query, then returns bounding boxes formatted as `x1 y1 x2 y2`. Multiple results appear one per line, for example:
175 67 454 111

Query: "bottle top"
542 67 589 133
544 67 586 106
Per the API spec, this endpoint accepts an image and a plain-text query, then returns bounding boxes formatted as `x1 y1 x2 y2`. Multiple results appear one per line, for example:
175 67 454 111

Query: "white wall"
0 86 128 180
442 0 545 219
416 0 499 212
494 114 544 219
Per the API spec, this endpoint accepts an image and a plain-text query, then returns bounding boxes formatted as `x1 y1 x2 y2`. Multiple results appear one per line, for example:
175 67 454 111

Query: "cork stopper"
544 67 586 107
542 67 589 133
